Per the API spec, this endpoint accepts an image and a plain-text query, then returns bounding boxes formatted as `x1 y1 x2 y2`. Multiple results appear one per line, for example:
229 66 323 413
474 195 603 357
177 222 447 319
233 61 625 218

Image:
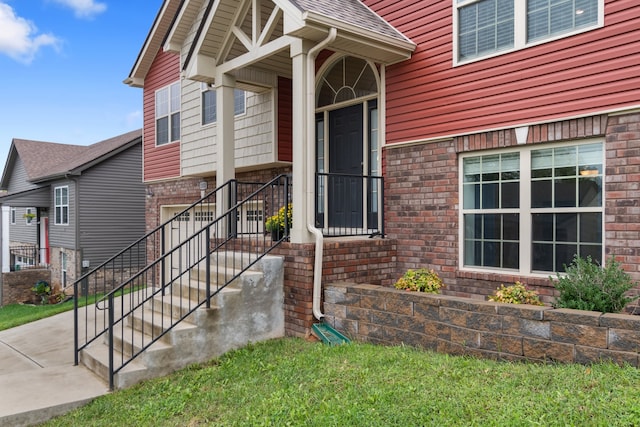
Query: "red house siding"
277 77 292 162
364 0 640 144
143 49 181 182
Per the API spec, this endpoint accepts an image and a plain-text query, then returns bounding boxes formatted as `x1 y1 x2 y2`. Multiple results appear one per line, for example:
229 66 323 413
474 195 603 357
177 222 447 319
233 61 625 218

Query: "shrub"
551 255 639 313
488 281 544 306
394 268 444 293
32 280 51 305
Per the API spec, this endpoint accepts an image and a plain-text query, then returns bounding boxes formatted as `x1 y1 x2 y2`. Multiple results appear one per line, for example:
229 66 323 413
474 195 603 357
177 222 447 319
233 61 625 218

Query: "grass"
41 338 640 426
0 299 77 331
0 288 137 331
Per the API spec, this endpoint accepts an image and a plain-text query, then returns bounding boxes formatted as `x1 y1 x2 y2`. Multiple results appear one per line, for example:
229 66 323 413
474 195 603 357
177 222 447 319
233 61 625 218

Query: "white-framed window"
55 186 69 225
460 140 603 275
10 207 16 225
155 81 181 145
454 0 603 64
201 84 246 126
61 250 68 288
25 207 35 225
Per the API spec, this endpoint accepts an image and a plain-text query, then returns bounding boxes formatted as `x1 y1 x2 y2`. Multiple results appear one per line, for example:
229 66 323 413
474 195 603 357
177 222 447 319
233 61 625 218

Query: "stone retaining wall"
324 283 640 366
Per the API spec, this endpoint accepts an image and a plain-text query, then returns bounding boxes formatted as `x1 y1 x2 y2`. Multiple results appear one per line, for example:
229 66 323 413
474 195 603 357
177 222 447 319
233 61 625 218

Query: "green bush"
488 281 544 306
551 255 639 313
394 268 444 293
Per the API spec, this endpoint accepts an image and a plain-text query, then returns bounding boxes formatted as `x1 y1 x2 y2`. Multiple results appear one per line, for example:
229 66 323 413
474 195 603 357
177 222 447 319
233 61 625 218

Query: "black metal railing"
315 172 384 237
74 175 291 389
9 245 48 270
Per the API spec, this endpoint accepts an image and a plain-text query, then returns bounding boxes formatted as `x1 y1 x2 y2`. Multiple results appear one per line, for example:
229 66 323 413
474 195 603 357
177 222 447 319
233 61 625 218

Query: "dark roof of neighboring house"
2 129 142 186
289 0 411 43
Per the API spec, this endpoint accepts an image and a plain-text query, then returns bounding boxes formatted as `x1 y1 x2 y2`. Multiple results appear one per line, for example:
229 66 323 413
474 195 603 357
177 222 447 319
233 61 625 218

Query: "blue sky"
0 0 162 168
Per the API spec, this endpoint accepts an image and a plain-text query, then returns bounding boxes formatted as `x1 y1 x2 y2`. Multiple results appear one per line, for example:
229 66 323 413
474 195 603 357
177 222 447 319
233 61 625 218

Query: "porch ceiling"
182 0 415 84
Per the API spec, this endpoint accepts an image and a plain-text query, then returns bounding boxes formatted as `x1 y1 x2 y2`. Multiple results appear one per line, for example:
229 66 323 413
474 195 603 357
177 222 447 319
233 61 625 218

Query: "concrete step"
109 324 172 359
128 309 199 344
79 341 149 390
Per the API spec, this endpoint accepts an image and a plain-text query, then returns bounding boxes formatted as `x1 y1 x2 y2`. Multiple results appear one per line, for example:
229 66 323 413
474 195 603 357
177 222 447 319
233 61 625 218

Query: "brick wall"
274 237 397 336
324 283 640 366
2 269 52 305
384 111 640 305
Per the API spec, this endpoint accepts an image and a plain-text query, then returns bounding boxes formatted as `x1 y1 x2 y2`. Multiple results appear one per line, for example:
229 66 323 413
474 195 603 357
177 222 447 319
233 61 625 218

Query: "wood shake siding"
143 49 181 182
364 0 640 144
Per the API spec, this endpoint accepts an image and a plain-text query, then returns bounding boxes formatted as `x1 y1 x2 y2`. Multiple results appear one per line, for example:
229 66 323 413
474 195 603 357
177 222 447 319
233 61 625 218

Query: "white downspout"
307 28 337 321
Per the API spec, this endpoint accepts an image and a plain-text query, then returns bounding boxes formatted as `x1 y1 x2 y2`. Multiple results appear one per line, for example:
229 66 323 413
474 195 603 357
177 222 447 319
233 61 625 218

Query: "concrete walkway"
0 307 109 426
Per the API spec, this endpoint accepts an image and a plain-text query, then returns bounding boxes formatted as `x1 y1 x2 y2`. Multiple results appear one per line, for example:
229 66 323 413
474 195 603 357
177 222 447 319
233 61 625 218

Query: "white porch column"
2 206 10 273
215 73 237 223
290 40 314 244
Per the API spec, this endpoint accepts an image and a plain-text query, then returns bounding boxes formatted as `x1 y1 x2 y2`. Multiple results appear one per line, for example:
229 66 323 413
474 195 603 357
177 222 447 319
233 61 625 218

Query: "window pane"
170 112 180 142
556 213 577 242
458 0 514 60
170 82 180 112
580 212 602 243
579 176 601 207
503 213 520 240
532 242 553 271
528 0 598 42
484 241 500 267
234 89 246 115
502 181 519 208
503 242 519 269
156 87 168 116
556 243 578 271
202 90 216 124
484 214 501 239
482 183 499 209
554 178 576 207
156 117 169 145
531 180 552 208
580 244 601 264
532 213 553 241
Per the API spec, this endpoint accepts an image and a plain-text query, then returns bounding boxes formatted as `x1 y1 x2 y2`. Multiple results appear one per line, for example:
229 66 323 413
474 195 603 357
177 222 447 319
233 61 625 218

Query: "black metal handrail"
315 172 384 237
9 245 48 270
74 175 291 389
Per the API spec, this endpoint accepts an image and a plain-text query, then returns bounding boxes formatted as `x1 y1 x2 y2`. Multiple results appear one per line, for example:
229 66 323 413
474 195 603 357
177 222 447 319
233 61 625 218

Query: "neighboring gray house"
0 129 144 290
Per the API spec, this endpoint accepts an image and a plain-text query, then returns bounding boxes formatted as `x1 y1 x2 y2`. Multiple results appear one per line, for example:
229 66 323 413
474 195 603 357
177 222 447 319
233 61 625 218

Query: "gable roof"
127 0 415 87
0 129 142 189
289 0 411 44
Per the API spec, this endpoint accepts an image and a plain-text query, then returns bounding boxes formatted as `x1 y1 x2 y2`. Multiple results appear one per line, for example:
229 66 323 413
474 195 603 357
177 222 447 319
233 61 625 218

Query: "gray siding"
2 187 50 207
49 179 77 250
77 143 145 266
8 206 38 244
7 157 40 194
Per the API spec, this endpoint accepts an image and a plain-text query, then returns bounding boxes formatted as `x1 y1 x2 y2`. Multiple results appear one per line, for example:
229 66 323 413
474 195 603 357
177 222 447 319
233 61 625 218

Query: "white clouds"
50 0 107 19
0 2 60 64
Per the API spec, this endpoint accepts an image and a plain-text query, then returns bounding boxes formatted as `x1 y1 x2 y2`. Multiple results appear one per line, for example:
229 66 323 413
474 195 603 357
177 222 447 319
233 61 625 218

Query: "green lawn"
0 299 77 331
41 338 640 426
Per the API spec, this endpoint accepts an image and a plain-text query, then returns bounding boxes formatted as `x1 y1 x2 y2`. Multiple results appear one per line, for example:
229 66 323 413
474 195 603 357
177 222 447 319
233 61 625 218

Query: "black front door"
328 104 363 228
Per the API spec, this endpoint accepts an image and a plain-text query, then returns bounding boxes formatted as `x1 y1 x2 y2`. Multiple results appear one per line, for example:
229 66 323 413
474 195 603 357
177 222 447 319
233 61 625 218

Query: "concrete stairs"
79 252 284 389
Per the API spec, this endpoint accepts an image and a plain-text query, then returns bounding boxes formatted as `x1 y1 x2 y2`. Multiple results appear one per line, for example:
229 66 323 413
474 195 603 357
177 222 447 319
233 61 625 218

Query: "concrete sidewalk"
0 307 109 426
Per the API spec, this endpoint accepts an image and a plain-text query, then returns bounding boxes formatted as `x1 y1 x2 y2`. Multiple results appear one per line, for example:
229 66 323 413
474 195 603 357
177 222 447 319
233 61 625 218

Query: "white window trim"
55 186 69 226
452 0 605 66
200 84 247 127
458 138 605 278
155 81 181 146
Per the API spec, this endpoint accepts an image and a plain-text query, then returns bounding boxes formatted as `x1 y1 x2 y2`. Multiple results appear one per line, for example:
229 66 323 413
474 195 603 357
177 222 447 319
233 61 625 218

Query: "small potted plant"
266 203 292 240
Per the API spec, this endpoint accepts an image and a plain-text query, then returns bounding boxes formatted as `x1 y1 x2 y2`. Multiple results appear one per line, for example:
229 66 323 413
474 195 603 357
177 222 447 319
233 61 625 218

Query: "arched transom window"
317 57 378 108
